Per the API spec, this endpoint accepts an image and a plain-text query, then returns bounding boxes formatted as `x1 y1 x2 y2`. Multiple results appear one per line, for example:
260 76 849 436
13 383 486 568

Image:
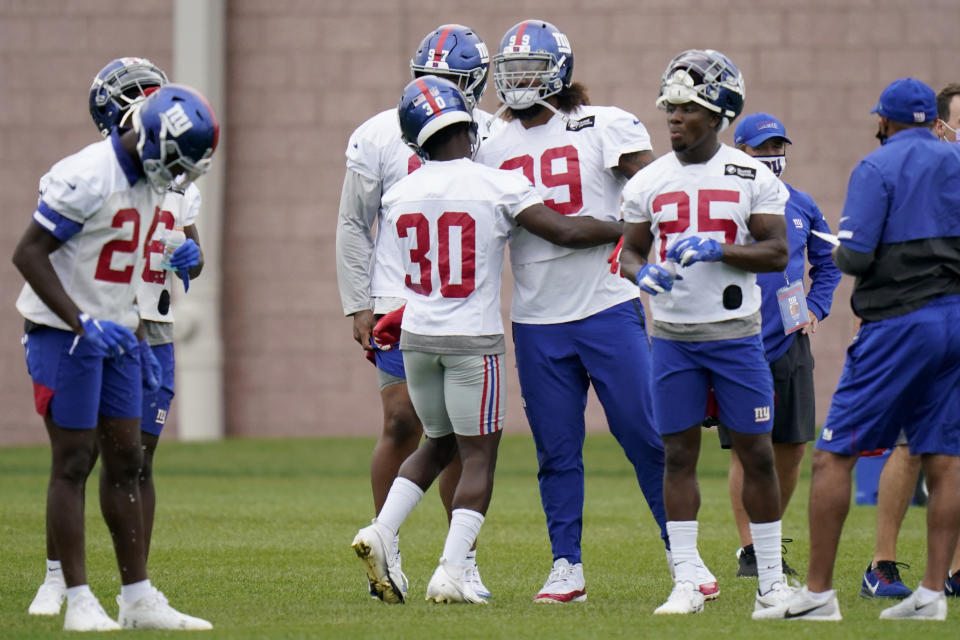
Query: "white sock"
65 584 93 605
120 579 153 604
375 477 424 535
750 520 784 594
441 509 484 569
45 559 64 584
805 587 834 603
666 521 698 584
914 584 942 605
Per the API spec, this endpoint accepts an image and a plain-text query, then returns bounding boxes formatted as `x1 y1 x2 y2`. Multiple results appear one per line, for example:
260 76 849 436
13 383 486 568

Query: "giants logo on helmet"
162 103 195 137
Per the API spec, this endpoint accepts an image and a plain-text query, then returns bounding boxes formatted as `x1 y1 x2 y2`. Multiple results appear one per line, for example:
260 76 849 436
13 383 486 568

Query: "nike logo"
785 603 828 618
633 119 641 125
66 182 77 190
864 576 880 595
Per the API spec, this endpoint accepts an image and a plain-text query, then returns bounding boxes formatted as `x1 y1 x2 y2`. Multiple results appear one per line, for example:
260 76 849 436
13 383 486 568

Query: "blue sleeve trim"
35 201 83 242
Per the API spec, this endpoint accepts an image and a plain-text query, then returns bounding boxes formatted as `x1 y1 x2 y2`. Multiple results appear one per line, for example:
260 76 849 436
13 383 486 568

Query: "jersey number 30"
396 212 475 298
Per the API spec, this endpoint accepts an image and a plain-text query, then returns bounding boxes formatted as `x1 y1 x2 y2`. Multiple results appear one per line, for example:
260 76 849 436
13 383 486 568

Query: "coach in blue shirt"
717 113 841 578
767 78 960 621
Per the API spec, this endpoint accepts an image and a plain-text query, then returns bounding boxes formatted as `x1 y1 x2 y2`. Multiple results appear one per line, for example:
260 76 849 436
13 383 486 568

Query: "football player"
475 19 715 604
336 24 496 600
617 49 793 617
13 84 216 631
26 57 207 620
351 75 623 604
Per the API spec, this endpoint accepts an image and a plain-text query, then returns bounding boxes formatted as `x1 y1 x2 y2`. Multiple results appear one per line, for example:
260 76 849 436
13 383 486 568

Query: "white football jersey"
475 105 652 324
381 158 542 337
620 144 789 324
345 106 498 306
17 135 163 330
136 182 202 323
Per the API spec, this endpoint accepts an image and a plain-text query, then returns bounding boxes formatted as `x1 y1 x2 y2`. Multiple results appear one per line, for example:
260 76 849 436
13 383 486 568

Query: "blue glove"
667 236 724 267
74 313 138 358
177 269 191 293
635 263 681 295
138 340 162 392
170 238 199 293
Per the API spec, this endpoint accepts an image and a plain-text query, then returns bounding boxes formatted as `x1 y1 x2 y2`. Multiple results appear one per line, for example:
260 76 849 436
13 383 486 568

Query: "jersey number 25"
654 189 739 261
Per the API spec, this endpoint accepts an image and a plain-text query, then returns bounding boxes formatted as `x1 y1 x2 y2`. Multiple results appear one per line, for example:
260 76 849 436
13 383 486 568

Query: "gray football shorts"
402 351 506 438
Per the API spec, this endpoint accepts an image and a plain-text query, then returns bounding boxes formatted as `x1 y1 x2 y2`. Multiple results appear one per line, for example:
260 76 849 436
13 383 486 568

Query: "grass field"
0 432 935 638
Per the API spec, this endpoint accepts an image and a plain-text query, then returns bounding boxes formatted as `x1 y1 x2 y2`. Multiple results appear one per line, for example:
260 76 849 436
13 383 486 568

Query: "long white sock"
65 584 93 605
376 477 424 535
120 579 153 604
666 521 698 584
45 559 64 584
441 509 484 570
750 520 784 593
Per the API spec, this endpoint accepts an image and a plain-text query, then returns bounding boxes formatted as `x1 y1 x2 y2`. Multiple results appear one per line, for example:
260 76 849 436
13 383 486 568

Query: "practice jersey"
475 105 651 324
381 158 542 338
341 106 498 313
17 131 161 331
136 183 201 324
621 144 788 325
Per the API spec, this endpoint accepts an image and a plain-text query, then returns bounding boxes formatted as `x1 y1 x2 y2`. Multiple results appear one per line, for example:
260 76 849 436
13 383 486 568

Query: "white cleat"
351 521 406 604
879 589 947 620
655 580 705 615
696 560 719 601
28 580 66 616
752 581 796 619
425 560 487 604
117 589 212 630
534 558 586 603
63 592 121 632
464 551 491 599
770 586 842 621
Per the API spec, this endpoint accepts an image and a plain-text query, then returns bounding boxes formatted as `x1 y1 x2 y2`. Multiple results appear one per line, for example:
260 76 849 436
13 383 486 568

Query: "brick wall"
2 0 959 443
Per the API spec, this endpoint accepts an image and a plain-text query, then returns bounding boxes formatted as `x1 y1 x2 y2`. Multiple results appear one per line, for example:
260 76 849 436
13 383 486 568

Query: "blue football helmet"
657 49 745 131
132 84 219 193
398 76 477 160
492 20 574 110
410 24 489 111
89 57 168 137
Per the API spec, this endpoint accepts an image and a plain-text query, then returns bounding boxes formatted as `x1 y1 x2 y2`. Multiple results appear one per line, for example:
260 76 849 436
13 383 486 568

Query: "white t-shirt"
620 144 788 324
136 183 201 323
381 158 542 337
17 135 162 331
475 105 652 324
345 106 498 308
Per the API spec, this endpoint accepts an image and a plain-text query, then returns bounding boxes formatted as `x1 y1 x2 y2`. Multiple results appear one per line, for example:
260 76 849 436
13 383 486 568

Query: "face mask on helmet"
410 25 489 112
757 155 786 177
492 20 573 111
657 49 744 132
133 85 218 194
89 57 168 137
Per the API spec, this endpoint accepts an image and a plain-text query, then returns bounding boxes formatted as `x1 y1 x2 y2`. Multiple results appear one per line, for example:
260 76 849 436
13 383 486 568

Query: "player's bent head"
410 24 489 111
89 57 168 138
398 76 477 161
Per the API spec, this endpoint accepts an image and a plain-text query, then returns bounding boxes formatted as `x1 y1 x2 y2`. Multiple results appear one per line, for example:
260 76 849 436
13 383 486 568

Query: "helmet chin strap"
490 97 570 125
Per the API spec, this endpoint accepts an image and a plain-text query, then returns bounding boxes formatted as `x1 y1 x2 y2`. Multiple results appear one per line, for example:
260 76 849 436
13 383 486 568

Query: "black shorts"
717 332 815 448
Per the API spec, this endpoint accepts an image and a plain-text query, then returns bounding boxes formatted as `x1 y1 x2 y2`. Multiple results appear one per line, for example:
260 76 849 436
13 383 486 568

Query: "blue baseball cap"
870 78 937 124
733 112 792 148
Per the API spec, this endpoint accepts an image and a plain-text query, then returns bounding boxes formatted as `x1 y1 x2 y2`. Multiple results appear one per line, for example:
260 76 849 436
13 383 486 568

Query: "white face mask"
758 155 786 177
939 119 960 143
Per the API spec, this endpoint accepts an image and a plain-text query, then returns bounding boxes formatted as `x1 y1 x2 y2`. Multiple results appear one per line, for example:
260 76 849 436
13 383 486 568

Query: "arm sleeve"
804 201 842 320
336 168 382 316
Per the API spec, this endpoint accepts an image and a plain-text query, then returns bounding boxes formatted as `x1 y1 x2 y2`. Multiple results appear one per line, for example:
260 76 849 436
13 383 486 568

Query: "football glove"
73 313 138 358
170 239 199 292
666 236 723 267
607 236 624 275
138 340 162 392
636 263 681 295
372 305 405 350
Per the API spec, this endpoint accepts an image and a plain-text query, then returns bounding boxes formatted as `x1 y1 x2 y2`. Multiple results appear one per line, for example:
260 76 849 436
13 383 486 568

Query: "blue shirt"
757 184 841 362
837 127 960 320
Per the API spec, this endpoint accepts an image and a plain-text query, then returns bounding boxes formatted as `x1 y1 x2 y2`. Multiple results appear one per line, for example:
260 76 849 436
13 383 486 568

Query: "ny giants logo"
754 406 770 422
162 103 194 137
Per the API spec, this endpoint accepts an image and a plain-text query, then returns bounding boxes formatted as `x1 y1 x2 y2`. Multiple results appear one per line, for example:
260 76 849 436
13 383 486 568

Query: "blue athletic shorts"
651 334 774 435
818 295 960 456
23 325 142 430
374 346 406 379
141 343 175 436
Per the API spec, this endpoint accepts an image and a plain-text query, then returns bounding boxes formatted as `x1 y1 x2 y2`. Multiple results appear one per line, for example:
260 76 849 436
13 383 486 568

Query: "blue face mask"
758 155 786 178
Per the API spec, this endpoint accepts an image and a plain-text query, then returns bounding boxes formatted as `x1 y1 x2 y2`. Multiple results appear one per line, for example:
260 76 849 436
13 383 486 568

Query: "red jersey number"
396 211 477 298
500 145 583 215
94 208 141 284
141 207 176 284
653 189 740 261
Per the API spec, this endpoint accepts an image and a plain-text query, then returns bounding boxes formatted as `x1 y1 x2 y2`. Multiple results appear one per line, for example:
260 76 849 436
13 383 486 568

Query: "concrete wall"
2 0 959 444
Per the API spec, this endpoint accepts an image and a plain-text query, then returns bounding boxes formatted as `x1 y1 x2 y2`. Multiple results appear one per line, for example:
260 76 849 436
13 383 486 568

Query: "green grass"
0 433 933 638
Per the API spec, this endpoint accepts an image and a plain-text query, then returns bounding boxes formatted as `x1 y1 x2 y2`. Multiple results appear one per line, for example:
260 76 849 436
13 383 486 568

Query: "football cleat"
879 589 947 620
351 521 406 604
464 550 491 599
696 560 719 601
945 569 960 597
654 580 704 615
63 592 121 632
117 589 212 630
425 560 487 604
534 558 586 603
737 541 799 579
860 561 912 599
752 581 796 620
28 579 66 616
